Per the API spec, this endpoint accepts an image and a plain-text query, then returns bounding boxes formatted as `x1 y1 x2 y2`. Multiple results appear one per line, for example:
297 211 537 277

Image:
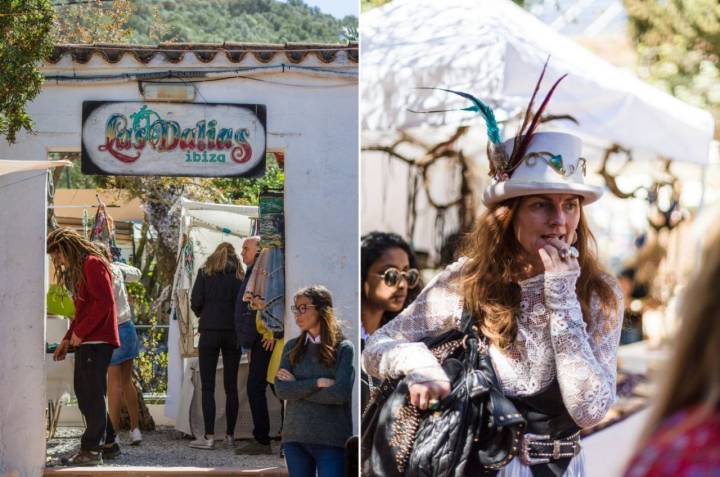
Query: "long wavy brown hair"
638 233 720 443
47 227 111 294
459 197 618 349
202 242 243 279
289 285 344 368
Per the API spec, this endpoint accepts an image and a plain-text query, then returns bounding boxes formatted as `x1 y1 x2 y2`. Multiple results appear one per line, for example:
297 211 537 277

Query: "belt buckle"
552 439 562 460
520 432 551 465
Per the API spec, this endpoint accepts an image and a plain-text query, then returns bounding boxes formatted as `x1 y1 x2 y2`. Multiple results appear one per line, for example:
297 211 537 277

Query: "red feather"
513 57 550 161
511 73 568 167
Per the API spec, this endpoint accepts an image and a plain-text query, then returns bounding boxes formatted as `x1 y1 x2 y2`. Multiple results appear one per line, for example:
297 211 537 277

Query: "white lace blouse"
363 258 624 477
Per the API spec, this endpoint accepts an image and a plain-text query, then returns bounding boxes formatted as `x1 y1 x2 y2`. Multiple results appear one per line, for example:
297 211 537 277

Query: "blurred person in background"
623 234 720 477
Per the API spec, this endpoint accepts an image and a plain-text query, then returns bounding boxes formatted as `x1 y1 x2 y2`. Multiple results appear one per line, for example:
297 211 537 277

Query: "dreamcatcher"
90 194 122 261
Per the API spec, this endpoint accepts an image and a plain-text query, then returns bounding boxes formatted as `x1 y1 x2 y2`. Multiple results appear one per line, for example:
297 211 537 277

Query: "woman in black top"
190 242 244 449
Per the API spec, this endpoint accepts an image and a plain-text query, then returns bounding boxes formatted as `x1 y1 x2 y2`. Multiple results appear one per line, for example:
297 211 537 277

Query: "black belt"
509 380 582 477
519 431 582 465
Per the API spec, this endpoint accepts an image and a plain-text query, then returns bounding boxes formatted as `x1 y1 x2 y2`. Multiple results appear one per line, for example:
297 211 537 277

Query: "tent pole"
696 162 708 270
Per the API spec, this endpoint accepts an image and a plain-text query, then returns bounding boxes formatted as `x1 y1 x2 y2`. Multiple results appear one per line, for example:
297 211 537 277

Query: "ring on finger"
558 247 570 260
428 399 441 411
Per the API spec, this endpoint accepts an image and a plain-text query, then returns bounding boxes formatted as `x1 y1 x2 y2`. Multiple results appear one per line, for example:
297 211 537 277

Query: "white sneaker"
189 435 215 450
130 428 142 446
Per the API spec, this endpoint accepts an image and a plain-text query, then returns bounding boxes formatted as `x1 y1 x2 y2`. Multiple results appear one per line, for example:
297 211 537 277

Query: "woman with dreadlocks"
48 227 120 466
363 63 623 476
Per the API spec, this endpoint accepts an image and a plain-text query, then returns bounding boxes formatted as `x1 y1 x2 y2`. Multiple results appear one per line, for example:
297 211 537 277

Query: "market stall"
167 197 285 439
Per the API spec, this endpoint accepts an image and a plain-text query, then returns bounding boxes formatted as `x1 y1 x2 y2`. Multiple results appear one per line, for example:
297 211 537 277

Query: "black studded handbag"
361 311 527 477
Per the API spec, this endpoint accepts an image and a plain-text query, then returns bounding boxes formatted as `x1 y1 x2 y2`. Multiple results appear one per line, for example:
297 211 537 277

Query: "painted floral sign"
81 101 266 177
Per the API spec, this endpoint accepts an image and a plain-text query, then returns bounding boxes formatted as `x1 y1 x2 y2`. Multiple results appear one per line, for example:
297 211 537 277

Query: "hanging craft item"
174 233 198 358
258 191 284 248
90 195 122 261
182 234 194 279
82 208 90 239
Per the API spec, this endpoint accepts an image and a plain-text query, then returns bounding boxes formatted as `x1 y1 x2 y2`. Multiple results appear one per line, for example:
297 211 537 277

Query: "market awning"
362 0 715 164
0 159 71 176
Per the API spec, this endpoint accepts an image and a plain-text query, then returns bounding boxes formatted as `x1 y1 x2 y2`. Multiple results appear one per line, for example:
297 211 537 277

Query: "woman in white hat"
363 71 623 476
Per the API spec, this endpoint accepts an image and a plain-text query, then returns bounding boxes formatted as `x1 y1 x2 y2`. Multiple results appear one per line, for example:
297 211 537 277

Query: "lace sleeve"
544 271 624 428
362 259 466 385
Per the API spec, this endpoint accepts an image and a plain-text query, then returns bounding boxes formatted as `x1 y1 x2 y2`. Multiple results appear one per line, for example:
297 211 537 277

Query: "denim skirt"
110 320 140 366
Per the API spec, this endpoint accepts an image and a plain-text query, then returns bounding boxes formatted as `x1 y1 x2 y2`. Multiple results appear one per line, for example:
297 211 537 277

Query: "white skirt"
495 448 586 477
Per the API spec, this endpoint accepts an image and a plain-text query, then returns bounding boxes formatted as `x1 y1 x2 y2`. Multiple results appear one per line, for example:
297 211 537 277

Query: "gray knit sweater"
275 338 355 448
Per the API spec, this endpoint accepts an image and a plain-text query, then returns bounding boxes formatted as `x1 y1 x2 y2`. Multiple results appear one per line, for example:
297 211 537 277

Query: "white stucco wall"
0 50 358 475
0 171 48 477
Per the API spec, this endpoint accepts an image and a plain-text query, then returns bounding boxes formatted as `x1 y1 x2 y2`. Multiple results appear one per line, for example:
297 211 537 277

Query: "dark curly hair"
361 231 422 325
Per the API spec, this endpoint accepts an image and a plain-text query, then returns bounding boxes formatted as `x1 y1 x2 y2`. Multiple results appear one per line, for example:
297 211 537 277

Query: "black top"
191 263 243 331
234 262 261 348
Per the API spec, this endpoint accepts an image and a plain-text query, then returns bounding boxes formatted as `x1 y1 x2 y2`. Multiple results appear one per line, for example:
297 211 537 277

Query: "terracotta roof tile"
48 42 359 65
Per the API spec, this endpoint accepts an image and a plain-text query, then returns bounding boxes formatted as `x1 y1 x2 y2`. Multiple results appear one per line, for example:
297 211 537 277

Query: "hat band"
498 152 587 181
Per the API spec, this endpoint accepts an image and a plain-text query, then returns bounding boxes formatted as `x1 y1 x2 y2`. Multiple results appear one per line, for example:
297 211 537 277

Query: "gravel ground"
46 426 286 469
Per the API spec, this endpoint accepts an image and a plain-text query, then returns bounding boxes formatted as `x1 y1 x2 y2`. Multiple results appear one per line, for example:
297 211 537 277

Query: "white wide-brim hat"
482 132 603 206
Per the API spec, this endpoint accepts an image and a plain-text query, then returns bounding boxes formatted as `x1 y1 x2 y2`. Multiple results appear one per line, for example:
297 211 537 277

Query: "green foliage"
361 0 391 12
362 0 530 12
49 152 102 188
129 0 357 44
127 280 168 393
624 0 720 121
210 152 285 204
53 0 136 43
0 0 54 143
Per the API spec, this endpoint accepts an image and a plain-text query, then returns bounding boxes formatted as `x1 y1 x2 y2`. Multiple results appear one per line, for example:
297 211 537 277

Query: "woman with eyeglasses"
360 232 422 412
275 285 355 477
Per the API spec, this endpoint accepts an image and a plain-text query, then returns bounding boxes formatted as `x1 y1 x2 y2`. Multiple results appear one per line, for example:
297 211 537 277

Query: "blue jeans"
283 442 345 477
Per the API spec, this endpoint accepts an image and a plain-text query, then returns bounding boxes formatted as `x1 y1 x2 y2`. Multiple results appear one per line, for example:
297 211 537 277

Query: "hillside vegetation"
128 0 357 44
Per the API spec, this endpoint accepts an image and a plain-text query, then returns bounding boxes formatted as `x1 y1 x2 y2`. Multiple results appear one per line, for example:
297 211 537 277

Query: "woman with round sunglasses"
361 231 422 339
360 232 422 412
363 129 623 475
275 285 355 477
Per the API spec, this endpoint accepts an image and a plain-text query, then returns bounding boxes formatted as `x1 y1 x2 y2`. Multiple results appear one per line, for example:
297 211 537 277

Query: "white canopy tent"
362 0 714 164
361 0 716 262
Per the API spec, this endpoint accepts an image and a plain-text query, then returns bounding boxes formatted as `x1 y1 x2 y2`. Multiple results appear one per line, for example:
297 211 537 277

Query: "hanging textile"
172 233 198 358
260 248 284 333
241 248 284 334
258 191 284 248
90 199 122 261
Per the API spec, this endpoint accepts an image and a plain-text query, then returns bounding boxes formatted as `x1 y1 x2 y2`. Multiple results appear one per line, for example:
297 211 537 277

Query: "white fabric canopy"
362 0 715 164
0 159 71 176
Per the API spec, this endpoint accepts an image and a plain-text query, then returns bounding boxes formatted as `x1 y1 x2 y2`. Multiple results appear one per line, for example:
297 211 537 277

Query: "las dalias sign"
81 101 266 177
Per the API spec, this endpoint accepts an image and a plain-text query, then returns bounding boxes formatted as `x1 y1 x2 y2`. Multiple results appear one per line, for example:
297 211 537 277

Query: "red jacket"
63 255 120 347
